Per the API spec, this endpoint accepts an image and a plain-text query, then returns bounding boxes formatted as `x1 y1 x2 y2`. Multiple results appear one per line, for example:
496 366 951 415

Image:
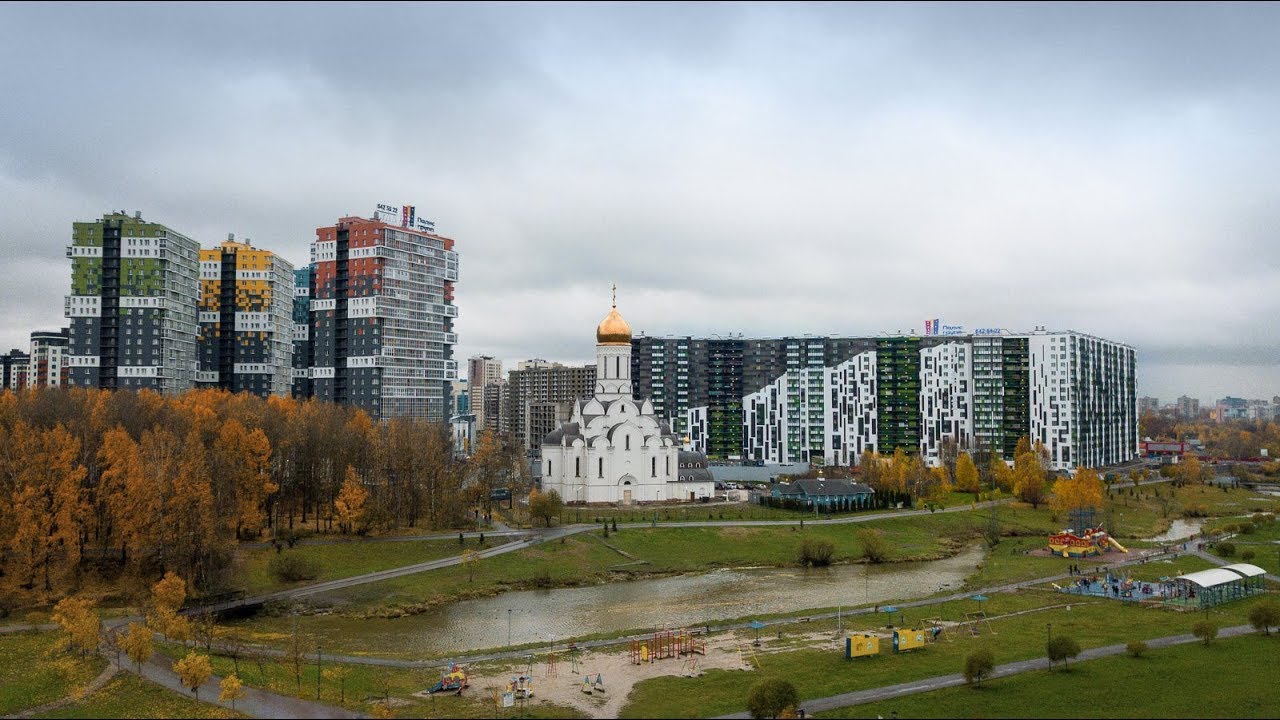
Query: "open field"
616 589 1278 718
818 632 1280 718
33 673 244 719
0 631 106 716
231 536 495 596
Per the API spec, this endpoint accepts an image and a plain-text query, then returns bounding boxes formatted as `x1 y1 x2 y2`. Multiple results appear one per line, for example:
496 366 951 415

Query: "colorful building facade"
196 237 294 397
65 211 200 393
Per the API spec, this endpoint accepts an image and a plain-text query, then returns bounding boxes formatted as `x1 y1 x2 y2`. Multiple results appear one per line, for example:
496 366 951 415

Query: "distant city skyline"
2 4 1278 403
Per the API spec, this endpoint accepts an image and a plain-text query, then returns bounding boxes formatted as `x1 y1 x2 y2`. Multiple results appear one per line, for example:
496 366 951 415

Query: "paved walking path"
716 624 1258 718
123 649 364 719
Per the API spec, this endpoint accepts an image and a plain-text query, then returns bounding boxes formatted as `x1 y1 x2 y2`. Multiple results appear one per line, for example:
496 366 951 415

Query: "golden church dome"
596 305 632 345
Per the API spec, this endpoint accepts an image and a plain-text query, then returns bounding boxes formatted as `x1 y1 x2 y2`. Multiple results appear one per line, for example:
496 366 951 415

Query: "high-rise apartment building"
195 237 294 397
28 329 69 388
483 380 508 435
65 211 200 393
467 355 503 428
307 205 458 421
1138 397 1160 415
632 329 1136 471
1 349 29 390
1176 395 1200 419
291 266 314 399
504 360 596 451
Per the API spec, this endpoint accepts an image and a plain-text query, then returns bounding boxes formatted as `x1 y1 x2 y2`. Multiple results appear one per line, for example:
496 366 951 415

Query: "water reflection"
1142 518 1203 543
283 543 985 657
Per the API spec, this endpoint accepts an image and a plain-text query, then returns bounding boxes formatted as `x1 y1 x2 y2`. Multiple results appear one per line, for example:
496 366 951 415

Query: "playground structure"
580 673 606 695
845 633 880 658
629 628 706 665
507 673 535 699
1059 570 1167 603
921 617 948 642
1047 526 1127 558
962 611 995 636
427 662 469 694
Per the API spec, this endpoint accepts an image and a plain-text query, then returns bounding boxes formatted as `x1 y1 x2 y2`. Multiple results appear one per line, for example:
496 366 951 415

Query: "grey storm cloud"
1 2 1278 403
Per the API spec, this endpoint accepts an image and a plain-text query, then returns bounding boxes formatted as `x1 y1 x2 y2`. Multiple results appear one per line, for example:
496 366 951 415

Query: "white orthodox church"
539 298 716 505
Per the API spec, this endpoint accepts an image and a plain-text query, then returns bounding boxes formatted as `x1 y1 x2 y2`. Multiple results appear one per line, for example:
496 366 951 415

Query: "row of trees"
0 387 526 604
855 436 1078 510
1140 415 1280 459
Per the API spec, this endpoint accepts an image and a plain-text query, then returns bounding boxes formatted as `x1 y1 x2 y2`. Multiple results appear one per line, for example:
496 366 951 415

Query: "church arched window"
651 457 656 477
546 459 551 476
598 458 604 477
575 457 580 477
625 434 630 451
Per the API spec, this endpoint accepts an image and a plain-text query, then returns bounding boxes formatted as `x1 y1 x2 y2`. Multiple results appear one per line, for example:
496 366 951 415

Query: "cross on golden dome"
596 285 632 345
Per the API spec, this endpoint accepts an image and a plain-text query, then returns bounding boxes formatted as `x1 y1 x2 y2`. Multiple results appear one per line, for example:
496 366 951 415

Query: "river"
279 543 986 657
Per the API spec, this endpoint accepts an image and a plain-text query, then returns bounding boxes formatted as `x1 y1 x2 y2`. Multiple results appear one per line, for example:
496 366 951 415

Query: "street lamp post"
1046 623 1052 668
508 608 513 648
316 645 322 700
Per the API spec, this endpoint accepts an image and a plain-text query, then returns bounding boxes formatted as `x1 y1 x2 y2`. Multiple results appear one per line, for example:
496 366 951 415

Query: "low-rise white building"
539 298 715 505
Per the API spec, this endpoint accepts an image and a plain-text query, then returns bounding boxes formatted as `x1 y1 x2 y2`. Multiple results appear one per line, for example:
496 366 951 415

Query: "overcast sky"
1 2 1277 403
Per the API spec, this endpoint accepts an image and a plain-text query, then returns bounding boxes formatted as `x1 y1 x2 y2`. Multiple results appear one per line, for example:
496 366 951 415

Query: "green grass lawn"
818 632 1280 718
617 591 1276 718
231 536 495 595
33 673 244 719
0 631 106 715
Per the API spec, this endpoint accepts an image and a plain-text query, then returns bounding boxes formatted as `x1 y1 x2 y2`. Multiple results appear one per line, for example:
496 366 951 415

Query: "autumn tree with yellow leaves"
954 452 981 494
51 596 100 656
1052 467 1104 515
174 650 213 700
334 466 369 535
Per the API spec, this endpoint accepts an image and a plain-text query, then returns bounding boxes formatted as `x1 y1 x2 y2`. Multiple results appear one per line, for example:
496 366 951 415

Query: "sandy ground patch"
465 633 755 719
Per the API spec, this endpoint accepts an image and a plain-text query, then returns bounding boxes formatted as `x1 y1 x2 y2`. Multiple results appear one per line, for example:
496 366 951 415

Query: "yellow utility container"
893 628 927 653
845 634 880 658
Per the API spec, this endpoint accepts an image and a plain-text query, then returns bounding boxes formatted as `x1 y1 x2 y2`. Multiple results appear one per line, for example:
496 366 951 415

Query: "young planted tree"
964 649 995 687
529 488 564 528
121 622 154 673
1193 620 1218 645
219 673 246 711
1248 600 1280 636
746 678 800 719
173 650 213 700
51 597 100 656
323 666 352 703
1046 635 1081 670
